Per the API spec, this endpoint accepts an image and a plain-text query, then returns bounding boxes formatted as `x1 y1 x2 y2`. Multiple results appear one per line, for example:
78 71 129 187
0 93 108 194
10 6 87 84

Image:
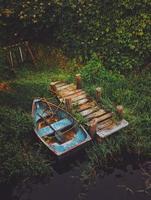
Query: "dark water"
1 158 150 200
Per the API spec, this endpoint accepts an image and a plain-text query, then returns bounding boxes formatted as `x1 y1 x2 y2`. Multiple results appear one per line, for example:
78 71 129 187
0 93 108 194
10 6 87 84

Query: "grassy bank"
0 57 151 184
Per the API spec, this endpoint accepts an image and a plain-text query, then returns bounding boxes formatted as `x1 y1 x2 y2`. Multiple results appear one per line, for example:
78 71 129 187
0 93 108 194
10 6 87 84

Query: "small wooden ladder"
3 41 35 70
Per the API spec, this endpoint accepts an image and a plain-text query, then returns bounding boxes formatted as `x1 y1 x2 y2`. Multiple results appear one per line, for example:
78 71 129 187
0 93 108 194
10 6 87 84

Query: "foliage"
81 58 151 170
0 1 151 71
0 106 52 183
80 54 125 85
0 48 13 81
0 54 151 184
0 66 73 184
79 57 151 183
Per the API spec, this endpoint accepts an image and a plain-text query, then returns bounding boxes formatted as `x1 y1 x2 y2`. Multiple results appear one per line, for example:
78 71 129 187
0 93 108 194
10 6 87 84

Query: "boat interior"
35 102 77 145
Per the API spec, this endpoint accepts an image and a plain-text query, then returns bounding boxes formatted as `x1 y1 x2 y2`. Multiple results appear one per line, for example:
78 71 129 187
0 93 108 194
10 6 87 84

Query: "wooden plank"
57 83 75 91
78 101 96 112
55 82 66 88
101 123 116 131
96 113 112 123
58 88 76 96
65 90 86 99
97 119 114 130
96 119 129 138
86 109 107 120
73 98 89 106
87 113 112 126
71 94 87 102
58 86 76 95
60 91 86 101
80 106 100 117
59 89 81 98
19 46 24 62
25 41 36 64
51 81 61 85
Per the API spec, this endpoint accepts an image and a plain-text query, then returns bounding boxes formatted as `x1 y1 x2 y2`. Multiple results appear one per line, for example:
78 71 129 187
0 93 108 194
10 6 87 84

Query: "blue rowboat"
32 98 92 156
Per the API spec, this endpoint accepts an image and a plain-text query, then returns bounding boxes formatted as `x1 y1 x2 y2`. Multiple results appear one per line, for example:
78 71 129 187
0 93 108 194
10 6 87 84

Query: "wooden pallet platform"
50 81 128 138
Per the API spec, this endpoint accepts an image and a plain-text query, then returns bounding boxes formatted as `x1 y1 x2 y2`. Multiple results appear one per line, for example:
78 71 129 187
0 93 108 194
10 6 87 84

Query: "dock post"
95 87 102 102
50 82 57 93
65 97 72 112
76 74 82 89
116 105 124 119
89 118 98 138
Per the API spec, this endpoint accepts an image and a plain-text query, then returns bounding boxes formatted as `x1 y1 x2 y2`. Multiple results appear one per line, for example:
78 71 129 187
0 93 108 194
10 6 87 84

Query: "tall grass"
0 55 150 184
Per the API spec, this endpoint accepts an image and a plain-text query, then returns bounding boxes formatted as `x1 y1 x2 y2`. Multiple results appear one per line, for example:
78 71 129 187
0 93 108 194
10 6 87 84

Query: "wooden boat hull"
32 98 91 156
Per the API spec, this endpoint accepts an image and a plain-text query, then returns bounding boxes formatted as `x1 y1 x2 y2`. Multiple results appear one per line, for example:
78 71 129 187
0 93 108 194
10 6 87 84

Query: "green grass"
0 58 151 184
0 66 74 183
78 58 151 181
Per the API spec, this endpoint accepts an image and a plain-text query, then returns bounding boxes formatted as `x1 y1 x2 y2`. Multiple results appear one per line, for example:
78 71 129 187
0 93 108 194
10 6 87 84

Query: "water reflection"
0 158 150 200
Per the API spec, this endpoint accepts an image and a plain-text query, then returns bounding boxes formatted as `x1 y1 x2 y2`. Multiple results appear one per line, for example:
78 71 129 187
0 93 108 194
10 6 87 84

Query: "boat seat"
38 126 54 137
51 118 73 131
38 118 73 137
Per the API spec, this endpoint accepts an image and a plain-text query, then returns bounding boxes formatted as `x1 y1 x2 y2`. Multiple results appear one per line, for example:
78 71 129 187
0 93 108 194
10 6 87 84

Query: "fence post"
50 82 57 93
96 87 102 102
116 105 124 119
76 74 82 89
89 118 98 138
65 97 72 112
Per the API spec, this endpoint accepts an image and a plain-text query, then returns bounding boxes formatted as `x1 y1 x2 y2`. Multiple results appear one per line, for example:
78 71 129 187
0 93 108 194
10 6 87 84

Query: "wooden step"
74 98 89 106
64 91 86 99
96 113 112 124
80 106 100 117
59 89 81 98
101 123 116 131
60 91 86 102
97 119 114 130
86 109 107 120
71 94 87 102
52 81 61 85
57 83 75 91
55 82 66 88
87 113 112 126
58 87 76 97
78 101 96 112
97 119 129 138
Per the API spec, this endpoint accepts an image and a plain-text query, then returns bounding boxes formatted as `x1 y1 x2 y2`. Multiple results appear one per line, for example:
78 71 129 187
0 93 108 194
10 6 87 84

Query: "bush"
1 1 151 72
80 55 125 90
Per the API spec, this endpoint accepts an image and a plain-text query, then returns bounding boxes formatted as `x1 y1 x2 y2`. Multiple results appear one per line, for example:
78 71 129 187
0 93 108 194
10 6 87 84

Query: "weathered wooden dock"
50 75 128 139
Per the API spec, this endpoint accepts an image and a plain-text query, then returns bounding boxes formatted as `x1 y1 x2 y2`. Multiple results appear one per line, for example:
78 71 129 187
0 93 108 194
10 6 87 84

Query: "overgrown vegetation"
0 1 151 72
0 107 53 183
81 56 151 164
0 0 151 186
0 53 150 184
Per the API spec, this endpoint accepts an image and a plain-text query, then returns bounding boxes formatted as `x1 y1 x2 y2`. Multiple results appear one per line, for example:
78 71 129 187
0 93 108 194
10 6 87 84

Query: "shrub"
1 1 151 72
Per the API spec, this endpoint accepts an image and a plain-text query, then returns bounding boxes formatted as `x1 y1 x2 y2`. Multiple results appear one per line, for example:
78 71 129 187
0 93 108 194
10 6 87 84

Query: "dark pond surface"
1 155 150 200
